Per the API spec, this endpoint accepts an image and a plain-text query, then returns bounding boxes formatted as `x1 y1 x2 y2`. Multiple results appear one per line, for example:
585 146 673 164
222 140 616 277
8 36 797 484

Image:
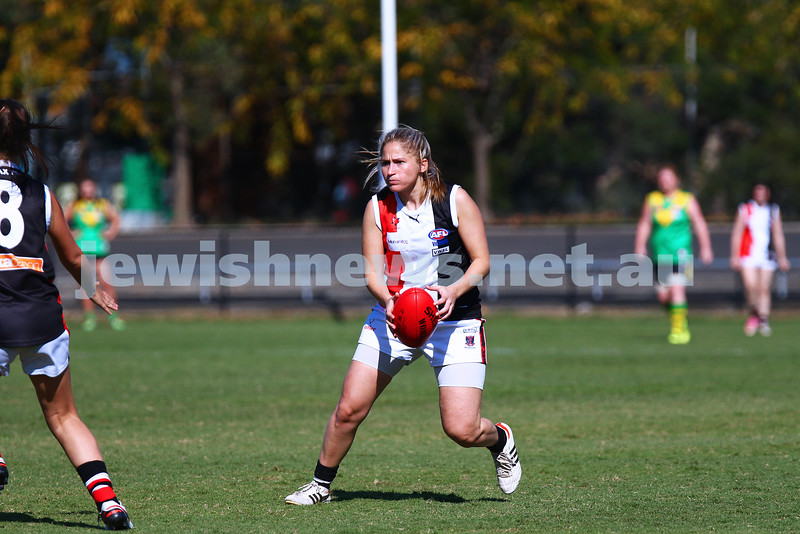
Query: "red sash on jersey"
738 201 775 258
739 203 754 258
376 192 405 295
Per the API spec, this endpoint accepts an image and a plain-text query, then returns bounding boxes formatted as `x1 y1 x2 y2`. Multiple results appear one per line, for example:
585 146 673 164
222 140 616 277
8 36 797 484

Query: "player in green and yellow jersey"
635 165 713 344
65 178 125 332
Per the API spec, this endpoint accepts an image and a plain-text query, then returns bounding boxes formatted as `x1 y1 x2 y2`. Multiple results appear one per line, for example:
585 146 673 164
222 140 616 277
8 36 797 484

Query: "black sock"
487 425 507 454
313 461 338 489
76 460 118 512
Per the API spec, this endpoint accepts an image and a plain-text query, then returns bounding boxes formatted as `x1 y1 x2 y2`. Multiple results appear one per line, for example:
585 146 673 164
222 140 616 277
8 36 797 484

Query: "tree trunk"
472 129 494 221
170 63 193 226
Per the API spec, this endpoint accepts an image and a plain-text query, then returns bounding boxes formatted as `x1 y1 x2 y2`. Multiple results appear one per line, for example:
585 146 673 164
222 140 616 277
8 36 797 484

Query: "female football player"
285 126 521 505
65 177 125 331
730 183 790 336
0 99 132 530
634 164 714 344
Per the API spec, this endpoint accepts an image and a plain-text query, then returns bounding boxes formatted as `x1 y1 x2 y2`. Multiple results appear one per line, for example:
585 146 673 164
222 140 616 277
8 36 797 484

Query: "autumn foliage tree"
2 0 799 221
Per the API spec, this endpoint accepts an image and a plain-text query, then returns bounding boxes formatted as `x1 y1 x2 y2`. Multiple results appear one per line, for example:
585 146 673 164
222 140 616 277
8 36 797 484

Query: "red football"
393 288 439 348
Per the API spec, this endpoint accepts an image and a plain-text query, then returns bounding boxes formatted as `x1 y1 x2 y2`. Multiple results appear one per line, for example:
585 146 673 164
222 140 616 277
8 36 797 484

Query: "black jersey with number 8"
0 170 65 347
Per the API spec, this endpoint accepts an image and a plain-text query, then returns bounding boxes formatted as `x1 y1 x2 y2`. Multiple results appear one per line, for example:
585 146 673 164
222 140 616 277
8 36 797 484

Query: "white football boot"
285 480 331 505
492 423 521 494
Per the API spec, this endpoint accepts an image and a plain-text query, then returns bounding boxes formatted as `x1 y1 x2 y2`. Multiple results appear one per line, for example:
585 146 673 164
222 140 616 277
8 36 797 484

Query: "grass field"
0 311 798 533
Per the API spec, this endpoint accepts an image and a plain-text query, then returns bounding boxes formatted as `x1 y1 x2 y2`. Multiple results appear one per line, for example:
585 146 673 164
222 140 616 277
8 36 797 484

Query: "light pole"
381 0 398 134
685 27 698 188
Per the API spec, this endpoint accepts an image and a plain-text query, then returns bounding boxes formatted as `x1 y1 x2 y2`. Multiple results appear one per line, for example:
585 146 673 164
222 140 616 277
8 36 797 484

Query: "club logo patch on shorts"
465 335 475 347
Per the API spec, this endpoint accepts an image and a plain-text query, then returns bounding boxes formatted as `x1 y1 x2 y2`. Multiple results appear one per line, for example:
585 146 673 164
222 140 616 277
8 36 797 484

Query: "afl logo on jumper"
429 228 449 241
430 228 450 256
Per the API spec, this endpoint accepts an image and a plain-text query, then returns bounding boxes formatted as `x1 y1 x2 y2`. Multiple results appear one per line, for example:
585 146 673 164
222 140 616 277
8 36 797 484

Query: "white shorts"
740 253 777 271
0 330 70 377
354 305 487 389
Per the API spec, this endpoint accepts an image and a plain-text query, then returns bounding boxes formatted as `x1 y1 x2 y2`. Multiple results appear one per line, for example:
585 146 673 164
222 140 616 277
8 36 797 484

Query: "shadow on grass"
0 510 95 529
333 489 506 503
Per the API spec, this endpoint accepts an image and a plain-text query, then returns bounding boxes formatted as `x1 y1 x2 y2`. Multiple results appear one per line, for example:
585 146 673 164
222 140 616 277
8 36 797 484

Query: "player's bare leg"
99 259 126 331
755 268 775 335
740 267 759 311
741 266 775 334
31 368 103 465
656 286 670 308
740 267 759 334
438 386 521 493
30 369 132 529
438 386 497 447
286 361 392 505
320 360 393 467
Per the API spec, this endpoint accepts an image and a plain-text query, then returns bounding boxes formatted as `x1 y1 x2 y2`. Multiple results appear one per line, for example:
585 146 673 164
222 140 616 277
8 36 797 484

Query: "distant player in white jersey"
285 126 521 505
730 183 790 336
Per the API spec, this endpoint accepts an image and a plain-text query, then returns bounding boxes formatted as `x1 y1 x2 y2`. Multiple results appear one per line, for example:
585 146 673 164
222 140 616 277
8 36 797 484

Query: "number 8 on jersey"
0 181 25 250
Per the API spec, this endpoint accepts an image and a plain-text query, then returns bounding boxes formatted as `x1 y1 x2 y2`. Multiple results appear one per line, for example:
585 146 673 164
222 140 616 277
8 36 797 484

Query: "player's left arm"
48 191 118 315
102 199 121 241
687 196 714 265
63 199 75 223
63 199 80 238
771 209 790 271
428 187 490 320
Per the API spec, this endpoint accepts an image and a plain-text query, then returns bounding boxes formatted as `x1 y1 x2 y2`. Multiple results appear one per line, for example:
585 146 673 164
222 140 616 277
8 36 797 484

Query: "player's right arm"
361 201 396 325
47 191 118 315
730 208 745 271
634 199 652 257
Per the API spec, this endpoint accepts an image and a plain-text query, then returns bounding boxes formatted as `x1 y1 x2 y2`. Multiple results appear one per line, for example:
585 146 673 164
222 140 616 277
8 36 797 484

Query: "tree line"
1 0 798 224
